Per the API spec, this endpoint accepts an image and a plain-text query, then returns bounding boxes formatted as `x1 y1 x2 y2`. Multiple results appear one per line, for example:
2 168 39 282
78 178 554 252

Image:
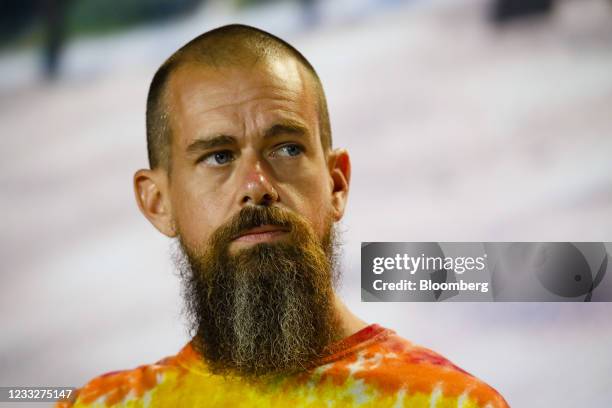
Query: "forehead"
166 57 319 146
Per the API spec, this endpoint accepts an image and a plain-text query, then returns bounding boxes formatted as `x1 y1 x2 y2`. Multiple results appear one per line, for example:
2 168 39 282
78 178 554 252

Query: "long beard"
174 206 341 378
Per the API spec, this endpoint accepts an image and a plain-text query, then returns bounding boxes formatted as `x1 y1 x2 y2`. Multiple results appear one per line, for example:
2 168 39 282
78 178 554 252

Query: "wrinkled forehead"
167 56 315 113
165 56 319 145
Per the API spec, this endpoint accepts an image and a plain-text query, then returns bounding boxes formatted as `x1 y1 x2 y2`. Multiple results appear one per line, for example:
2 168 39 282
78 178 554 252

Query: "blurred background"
1 0 612 406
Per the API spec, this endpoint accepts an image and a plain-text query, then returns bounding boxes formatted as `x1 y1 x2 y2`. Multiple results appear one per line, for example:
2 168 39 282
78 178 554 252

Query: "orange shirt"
58 324 509 407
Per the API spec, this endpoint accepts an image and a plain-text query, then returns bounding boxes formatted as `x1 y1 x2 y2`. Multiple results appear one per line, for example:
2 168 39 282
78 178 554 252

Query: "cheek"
170 182 224 248
281 172 333 238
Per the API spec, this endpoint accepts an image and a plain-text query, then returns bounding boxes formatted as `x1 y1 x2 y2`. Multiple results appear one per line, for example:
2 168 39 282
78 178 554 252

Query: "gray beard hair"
231 245 330 372
173 223 342 378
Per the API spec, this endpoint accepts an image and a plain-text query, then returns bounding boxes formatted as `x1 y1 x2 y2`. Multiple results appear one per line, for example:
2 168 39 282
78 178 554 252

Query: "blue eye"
201 150 235 167
275 144 303 158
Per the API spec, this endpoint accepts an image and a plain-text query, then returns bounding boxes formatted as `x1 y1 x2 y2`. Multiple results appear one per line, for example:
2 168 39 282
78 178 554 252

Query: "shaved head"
146 24 332 170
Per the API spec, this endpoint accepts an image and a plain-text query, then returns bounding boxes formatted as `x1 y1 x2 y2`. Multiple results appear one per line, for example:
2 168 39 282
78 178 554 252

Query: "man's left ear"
328 148 351 221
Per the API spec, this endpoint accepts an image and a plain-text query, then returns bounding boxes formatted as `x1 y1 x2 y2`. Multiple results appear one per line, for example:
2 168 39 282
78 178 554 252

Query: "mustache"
213 206 297 245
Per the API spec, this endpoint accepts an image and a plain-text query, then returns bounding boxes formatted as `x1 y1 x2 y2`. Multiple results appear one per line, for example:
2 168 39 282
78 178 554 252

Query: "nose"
240 160 279 207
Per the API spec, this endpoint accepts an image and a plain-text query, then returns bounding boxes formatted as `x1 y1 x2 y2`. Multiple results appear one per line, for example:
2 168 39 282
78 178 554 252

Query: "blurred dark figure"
2 0 206 81
0 0 37 47
0 0 67 80
42 0 70 80
490 0 555 24
299 0 320 28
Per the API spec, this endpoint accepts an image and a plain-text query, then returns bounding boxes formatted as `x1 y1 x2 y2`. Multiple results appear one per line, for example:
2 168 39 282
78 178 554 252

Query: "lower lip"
234 230 288 243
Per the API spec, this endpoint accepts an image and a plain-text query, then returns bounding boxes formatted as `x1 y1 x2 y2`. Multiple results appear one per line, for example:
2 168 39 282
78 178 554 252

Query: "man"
59 24 509 407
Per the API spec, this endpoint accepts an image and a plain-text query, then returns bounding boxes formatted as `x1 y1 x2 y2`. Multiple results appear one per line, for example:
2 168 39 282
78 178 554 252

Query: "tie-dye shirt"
58 324 509 407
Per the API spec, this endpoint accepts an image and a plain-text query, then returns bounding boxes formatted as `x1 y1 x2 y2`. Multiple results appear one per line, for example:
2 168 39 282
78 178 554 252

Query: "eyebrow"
263 121 309 139
186 134 236 155
185 120 309 155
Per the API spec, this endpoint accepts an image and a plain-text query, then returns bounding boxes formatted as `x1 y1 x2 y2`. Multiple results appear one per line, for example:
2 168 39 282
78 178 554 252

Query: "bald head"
146 24 331 170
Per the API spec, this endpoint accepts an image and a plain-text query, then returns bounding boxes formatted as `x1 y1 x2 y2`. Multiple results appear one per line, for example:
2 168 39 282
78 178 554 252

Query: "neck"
331 293 369 340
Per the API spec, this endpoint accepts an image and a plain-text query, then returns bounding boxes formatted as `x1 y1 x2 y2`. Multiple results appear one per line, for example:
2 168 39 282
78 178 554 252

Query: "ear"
133 169 177 237
327 148 351 221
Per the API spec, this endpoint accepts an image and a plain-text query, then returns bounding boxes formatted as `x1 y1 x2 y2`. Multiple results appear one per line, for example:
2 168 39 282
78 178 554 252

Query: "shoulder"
400 342 509 407
55 351 187 408
347 329 510 408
